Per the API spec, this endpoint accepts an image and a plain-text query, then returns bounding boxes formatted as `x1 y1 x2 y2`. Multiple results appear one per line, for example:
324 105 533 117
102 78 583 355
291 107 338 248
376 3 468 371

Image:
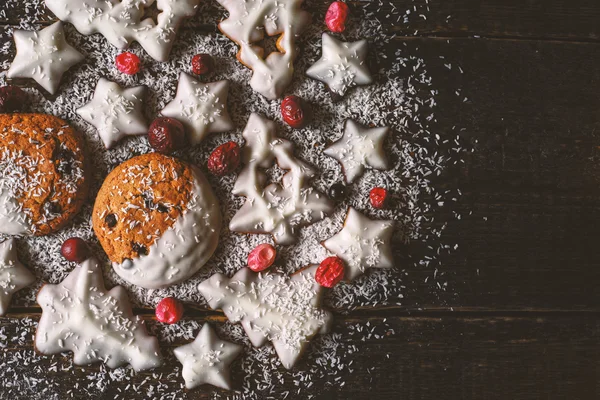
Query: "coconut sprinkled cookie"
93 153 221 289
0 114 89 236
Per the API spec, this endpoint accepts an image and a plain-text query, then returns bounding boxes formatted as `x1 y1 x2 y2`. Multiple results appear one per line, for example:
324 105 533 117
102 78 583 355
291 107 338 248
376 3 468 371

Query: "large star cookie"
160 73 234 146
324 119 389 184
322 207 394 281
77 78 148 149
174 323 242 390
229 113 333 244
35 258 162 371
0 239 35 316
198 265 332 369
307 33 372 98
8 22 84 94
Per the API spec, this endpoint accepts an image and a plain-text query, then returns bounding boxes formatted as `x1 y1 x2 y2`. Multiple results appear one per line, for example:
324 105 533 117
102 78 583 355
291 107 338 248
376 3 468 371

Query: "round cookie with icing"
92 153 221 289
0 114 89 236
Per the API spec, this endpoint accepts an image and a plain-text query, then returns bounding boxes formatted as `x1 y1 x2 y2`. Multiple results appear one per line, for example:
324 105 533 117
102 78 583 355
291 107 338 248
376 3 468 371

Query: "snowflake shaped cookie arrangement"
229 113 334 244
215 0 311 99
44 0 201 62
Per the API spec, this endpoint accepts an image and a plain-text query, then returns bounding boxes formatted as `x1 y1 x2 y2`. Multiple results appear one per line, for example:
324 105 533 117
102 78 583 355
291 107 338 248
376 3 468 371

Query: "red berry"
60 238 90 263
115 52 141 75
325 1 350 33
247 244 276 272
315 256 345 288
207 141 240 176
369 187 388 209
281 95 309 129
191 54 215 75
156 297 184 324
0 86 27 113
148 117 187 154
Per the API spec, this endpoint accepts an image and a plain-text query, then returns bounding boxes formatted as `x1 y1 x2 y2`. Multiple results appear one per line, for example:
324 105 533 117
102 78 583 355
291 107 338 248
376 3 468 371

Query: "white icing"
229 113 333 245
45 0 200 62
216 0 311 99
0 188 30 235
198 265 331 369
322 207 394 281
160 73 234 146
35 258 162 371
324 119 390 183
306 33 373 97
7 22 84 95
77 78 148 149
173 323 242 390
0 239 35 316
113 167 221 289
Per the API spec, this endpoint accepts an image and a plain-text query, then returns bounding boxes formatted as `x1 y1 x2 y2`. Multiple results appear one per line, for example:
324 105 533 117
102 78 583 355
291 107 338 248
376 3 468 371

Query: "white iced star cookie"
324 119 389 184
160 73 234 146
35 258 162 371
216 0 311 99
7 22 84 95
45 0 200 62
306 33 372 98
0 239 35 316
322 207 394 281
77 78 148 149
198 265 332 369
174 323 242 390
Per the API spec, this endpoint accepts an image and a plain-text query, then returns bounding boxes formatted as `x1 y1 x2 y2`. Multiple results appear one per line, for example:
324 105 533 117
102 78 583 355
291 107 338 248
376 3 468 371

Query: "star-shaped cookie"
174 323 242 390
77 78 148 149
7 21 84 95
161 73 234 145
322 207 394 281
324 119 389 183
0 238 35 316
306 33 372 97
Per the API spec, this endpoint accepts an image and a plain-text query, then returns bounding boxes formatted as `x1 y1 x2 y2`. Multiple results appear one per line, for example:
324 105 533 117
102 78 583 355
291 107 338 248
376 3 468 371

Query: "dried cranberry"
315 256 345 288
207 141 240 176
369 187 388 209
191 54 215 75
247 243 276 272
0 86 27 113
325 1 350 33
148 117 187 154
155 297 184 324
281 95 310 128
61 238 90 263
115 52 141 75
328 183 347 201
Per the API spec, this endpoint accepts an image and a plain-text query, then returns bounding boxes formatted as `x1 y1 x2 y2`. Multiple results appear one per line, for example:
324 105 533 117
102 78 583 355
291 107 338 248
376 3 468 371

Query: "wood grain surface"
2 0 600 399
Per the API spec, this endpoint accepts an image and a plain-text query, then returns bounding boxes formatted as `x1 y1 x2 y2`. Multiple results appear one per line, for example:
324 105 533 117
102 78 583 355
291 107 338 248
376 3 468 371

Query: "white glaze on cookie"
45 0 200 62
160 73 234 146
174 323 242 390
322 207 394 281
35 258 162 371
77 78 148 149
229 113 333 245
7 22 84 95
324 119 389 183
112 167 221 289
0 239 35 316
216 0 311 99
198 265 331 369
306 33 372 97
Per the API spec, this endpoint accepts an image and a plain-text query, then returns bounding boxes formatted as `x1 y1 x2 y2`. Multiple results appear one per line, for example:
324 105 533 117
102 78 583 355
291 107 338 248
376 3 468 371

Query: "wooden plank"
1 314 599 399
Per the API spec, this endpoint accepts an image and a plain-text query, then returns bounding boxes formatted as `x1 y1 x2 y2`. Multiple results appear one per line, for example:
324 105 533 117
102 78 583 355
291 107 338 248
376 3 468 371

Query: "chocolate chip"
54 147 76 176
105 213 117 228
132 242 148 256
157 204 168 213
43 201 61 216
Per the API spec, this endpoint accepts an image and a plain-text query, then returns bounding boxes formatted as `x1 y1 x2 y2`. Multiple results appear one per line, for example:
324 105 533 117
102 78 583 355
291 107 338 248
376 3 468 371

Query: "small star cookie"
0 239 35 316
324 119 389 183
307 33 372 97
77 78 148 149
174 323 242 390
7 22 84 95
160 73 234 146
322 207 394 281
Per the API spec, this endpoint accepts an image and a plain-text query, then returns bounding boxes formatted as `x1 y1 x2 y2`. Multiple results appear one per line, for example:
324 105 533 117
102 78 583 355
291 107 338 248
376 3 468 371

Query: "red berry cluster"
369 187 388 209
155 297 184 324
148 117 187 154
325 1 350 33
208 141 241 176
315 256 345 288
281 95 310 128
247 243 277 272
115 52 141 75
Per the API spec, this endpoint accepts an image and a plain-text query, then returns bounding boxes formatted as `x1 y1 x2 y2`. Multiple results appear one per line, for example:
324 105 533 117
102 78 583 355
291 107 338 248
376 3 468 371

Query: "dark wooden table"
2 1 600 399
